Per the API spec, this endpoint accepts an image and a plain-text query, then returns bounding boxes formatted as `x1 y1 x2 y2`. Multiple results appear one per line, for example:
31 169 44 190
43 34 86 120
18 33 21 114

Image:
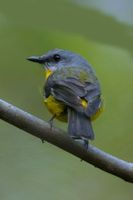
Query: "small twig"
0 99 133 183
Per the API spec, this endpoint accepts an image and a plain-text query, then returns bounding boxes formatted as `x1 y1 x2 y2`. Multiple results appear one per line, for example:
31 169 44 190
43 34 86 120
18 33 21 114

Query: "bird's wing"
46 66 101 117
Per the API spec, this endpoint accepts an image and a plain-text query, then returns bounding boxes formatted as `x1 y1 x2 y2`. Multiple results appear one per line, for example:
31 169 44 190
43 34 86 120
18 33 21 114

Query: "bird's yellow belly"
44 95 67 122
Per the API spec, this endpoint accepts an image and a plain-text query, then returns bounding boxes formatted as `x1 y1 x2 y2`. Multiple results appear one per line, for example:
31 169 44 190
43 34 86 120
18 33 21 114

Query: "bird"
27 49 103 149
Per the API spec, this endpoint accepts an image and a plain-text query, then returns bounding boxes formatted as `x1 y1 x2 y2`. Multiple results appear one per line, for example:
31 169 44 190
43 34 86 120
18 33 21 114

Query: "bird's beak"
27 56 44 64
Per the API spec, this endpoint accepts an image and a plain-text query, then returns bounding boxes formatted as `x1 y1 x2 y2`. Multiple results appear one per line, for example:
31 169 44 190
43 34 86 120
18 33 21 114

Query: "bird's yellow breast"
44 69 67 121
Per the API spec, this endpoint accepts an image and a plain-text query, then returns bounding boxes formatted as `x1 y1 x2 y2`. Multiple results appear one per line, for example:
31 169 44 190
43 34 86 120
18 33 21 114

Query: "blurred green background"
0 0 133 199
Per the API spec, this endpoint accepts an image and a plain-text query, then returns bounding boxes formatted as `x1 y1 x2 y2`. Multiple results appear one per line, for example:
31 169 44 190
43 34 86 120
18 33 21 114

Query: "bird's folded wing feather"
47 66 102 117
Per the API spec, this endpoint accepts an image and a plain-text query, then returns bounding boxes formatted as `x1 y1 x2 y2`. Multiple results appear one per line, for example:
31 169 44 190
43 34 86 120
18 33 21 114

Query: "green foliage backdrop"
0 0 133 199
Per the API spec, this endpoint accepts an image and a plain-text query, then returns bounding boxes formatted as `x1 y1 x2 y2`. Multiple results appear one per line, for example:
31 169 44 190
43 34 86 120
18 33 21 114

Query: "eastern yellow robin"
27 49 103 148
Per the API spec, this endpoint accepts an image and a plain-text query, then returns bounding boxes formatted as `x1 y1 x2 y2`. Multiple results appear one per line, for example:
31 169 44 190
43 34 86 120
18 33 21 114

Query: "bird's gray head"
27 49 90 71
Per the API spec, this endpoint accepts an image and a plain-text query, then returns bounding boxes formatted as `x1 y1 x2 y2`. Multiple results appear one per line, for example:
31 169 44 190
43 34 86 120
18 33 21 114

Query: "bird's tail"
68 108 94 140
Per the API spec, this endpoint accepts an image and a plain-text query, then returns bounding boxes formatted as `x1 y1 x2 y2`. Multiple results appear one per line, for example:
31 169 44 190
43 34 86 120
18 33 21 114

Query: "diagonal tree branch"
0 99 133 183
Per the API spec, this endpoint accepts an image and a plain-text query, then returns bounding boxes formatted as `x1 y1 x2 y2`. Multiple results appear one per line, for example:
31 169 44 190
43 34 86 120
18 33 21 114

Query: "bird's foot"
83 139 89 150
41 138 45 143
71 136 89 150
48 115 56 129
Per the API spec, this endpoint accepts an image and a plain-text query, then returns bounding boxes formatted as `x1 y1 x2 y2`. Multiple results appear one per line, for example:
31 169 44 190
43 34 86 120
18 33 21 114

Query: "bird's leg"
41 115 56 143
83 139 89 150
48 115 56 129
70 137 89 161
79 139 89 161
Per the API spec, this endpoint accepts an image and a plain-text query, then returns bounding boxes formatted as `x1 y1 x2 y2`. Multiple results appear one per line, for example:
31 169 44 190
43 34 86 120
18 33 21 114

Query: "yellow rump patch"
81 98 88 108
81 98 103 121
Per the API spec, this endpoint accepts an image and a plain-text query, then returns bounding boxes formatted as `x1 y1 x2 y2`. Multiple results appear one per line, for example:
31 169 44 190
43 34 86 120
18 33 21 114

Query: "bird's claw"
41 138 45 143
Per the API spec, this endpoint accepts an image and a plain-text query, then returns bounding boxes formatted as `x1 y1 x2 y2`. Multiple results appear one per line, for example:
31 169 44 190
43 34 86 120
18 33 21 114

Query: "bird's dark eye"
53 54 61 62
